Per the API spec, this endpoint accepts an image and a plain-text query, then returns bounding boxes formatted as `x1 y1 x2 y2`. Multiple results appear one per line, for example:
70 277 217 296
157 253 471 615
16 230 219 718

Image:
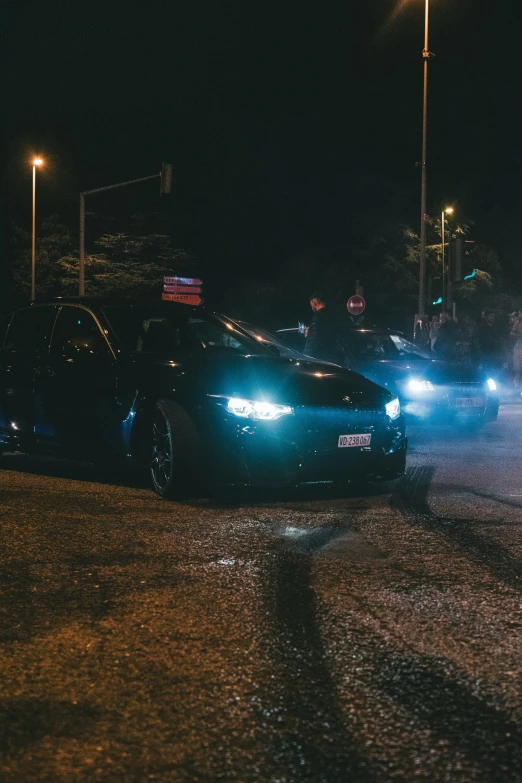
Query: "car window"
389 334 431 359
239 322 308 360
343 331 430 360
102 306 186 354
101 305 181 352
101 305 267 356
50 307 110 357
3 306 57 352
137 319 181 353
187 318 255 353
343 332 397 359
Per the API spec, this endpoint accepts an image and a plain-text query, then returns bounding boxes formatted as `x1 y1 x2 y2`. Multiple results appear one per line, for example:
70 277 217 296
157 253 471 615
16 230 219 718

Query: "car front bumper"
205 403 407 486
401 387 499 424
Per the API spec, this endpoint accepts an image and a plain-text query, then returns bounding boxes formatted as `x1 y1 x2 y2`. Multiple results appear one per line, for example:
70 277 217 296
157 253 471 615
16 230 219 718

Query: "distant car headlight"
486 378 497 391
225 396 293 420
408 379 435 391
385 397 401 420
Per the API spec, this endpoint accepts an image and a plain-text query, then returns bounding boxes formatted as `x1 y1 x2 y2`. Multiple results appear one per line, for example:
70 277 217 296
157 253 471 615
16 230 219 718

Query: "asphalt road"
1 406 521 783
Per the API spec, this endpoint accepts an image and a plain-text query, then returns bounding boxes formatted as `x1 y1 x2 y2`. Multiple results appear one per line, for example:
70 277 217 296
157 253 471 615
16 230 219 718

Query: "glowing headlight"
226 397 293 420
408 379 434 391
486 378 497 391
385 397 401 420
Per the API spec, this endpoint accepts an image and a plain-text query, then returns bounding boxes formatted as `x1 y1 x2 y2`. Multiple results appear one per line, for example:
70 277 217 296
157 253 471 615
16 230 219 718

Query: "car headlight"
486 378 497 391
385 396 401 420
408 379 434 391
225 397 293 420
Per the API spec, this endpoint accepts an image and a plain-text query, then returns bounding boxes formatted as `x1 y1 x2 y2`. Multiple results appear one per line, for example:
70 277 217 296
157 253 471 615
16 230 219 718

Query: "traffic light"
160 162 173 195
451 238 475 282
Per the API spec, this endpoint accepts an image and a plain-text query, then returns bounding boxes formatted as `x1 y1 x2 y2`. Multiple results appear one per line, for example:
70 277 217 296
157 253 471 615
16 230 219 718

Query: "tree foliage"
59 233 192 297
7 215 192 302
6 209 515 331
8 216 75 303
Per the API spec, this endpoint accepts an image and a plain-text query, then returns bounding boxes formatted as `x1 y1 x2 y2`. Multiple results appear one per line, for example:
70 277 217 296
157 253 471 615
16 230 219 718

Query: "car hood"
353 358 484 387
189 353 393 408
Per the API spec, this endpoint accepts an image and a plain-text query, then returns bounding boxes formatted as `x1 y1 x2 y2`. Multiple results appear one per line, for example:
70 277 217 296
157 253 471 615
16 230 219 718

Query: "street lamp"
418 0 434 317
441 207 453 308
31 157 44 301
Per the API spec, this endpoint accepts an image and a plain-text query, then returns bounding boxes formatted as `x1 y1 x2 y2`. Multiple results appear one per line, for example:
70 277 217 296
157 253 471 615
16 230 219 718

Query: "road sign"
163 285 202 294
163 276 203 286
162 293 202 305
347 294 366 315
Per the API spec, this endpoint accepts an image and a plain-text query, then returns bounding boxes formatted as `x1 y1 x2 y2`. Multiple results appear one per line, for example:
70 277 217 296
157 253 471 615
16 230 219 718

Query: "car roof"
20 297 207 315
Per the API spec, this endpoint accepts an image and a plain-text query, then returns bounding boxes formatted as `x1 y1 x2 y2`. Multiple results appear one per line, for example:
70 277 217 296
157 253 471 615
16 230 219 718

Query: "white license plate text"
338 433 371 448
454 398 484 408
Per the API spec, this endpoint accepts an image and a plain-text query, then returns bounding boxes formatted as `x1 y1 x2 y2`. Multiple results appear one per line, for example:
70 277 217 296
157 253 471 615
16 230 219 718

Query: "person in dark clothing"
433 311 459 360
453 312 476 367
475 310 504 374
304 292 346 365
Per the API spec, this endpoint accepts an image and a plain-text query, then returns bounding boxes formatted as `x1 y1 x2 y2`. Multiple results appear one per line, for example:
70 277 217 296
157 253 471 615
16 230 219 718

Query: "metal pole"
447 224 452 309
82 173 159 196
441 211 445 310
79 193 85 296
31 164 36 301
418 0 430 317
78 172 161 295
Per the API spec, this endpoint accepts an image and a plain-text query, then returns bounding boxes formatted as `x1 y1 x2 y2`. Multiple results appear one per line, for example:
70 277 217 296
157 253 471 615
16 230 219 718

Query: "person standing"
475 310 504 375
433 311 459 360
429 315 440 351
413 315 430 351
510 310 522 392
304 292 346 365
454 312 476 367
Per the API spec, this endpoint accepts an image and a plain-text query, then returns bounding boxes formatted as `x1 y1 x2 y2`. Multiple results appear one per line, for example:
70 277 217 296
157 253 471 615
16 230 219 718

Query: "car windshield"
344 331 431 360
102 305 269 356
237 321 309 360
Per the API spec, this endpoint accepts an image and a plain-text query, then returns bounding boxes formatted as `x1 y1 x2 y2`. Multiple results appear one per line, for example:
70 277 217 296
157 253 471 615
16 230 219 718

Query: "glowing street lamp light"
31 157 44 300
441 207 453 307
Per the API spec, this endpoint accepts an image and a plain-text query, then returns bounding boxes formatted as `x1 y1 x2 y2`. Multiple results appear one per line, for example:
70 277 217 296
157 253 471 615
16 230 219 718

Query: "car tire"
150 399 203 499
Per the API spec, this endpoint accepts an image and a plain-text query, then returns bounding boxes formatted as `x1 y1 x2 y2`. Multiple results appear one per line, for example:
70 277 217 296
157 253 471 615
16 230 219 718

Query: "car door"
0 305 58 447
34 305 119 457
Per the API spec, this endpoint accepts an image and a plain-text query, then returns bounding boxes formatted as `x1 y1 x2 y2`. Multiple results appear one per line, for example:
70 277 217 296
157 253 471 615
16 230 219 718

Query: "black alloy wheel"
150 399 201 498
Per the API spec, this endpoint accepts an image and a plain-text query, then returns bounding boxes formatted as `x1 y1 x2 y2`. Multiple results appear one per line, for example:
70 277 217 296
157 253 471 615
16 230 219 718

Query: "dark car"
0 299 407 497
238 322 499 426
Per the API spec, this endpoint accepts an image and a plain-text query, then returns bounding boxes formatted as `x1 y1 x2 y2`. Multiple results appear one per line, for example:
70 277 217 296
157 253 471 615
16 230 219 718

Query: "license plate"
338 433 371 448
454 398 484 408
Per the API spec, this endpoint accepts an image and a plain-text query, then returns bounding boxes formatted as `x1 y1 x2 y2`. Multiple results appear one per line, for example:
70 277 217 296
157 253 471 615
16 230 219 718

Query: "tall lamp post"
31 157 44 301
418 0 433 318
441 206 453 309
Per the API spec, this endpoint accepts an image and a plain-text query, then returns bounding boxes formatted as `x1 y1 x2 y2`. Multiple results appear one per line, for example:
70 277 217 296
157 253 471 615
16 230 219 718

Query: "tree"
59 232 193 297
8 216 76 303
7 215 193 301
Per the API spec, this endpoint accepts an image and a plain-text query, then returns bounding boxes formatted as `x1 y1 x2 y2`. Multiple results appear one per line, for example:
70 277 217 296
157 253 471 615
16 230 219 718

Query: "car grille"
447 383 483 392
289 405 390 451
446 383 486 408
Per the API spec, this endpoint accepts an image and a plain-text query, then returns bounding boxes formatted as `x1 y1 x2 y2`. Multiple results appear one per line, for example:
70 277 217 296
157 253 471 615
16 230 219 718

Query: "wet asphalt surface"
0 405 521 783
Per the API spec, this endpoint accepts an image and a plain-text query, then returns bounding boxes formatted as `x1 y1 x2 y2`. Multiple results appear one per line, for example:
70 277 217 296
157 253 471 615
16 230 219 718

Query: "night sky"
3 0 522 295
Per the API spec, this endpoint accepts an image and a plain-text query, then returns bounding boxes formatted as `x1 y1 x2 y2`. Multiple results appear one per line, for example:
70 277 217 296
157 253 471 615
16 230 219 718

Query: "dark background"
3 0 522 319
